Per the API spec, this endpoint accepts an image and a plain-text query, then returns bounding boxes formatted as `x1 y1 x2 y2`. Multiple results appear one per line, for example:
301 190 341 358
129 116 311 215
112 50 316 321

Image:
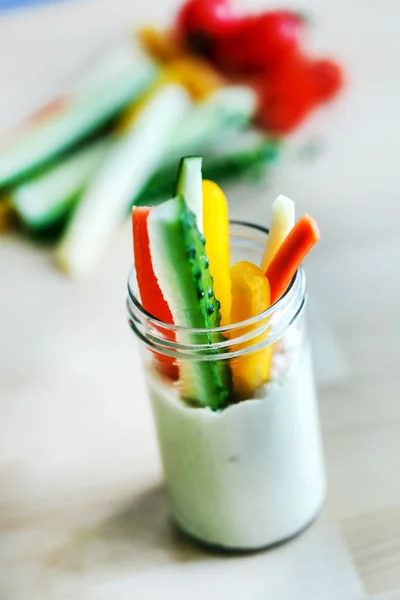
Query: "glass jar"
127 221 326 551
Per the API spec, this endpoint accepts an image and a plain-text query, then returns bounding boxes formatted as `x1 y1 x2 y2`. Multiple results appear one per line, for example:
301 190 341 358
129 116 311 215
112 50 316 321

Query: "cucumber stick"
0 43 157 188
7 86 256 232
11 138 112 230
9 135 279 233
55 84 191 276
175 157 203 233
148 195 232 410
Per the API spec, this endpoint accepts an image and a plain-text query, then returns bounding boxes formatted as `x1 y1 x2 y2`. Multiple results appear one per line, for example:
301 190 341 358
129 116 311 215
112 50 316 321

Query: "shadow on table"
48 484 217 575
46 485 363 600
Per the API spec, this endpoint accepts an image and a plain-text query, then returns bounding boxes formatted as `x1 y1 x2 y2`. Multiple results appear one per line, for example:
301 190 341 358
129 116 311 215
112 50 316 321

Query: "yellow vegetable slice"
202 179 231 326
260 194 295 272
137 27 182 64
230 261 272 400
163 57 223 100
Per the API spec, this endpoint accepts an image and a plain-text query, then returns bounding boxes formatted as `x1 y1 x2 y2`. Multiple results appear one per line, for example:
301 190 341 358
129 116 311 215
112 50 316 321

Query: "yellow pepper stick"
260 194 295 272
230 261 273 400
202 179 231 326
137 27 183 64
164 57 224 100
118 57 223 132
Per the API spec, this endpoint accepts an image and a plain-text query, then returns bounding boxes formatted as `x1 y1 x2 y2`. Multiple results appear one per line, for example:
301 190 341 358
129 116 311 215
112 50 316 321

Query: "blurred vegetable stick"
9 87 257 235
0 197 18 233
55 84 191 277
119 56 224 131
138 137 279 205
137 27 183 63
9 135 276 237
0 42 157 188
11 139 112 231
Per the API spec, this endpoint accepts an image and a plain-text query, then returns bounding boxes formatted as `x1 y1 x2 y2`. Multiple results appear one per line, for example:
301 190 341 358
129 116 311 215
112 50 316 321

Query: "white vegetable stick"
260 195 295 272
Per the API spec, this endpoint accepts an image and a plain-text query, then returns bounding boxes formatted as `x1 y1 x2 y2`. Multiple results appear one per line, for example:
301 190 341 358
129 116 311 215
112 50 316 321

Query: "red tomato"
257 53 316 134
309 58 343 102
176 0 237 54
212 11 305 73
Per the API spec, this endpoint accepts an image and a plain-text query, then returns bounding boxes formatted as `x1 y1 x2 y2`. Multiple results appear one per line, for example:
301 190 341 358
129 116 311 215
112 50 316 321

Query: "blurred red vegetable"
176 0 237 54
257 53 315 134
174 0 343 134
309 58 343 102
213 11 305 73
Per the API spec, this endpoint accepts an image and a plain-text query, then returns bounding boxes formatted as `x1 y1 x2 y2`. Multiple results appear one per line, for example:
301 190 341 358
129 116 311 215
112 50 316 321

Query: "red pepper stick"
265 213 320 303
132 206 173 324
132 207 178 379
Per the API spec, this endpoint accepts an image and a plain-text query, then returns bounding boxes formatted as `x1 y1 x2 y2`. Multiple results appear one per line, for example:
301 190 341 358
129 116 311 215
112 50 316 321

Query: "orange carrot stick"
132 207 178 379
265 214 320 303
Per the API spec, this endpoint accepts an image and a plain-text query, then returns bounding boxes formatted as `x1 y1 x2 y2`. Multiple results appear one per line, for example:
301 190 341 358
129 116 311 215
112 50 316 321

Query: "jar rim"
127 220 306 337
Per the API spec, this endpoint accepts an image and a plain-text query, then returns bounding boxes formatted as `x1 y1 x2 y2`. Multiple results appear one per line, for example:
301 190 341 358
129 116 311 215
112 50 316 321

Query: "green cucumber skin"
2 118 117 192
10 137 280 235
55 84 191 277
5 82 260 230
20 190 80 232
0 64 156 189
11 138 112 230
149 196 232 410
180 204 232 412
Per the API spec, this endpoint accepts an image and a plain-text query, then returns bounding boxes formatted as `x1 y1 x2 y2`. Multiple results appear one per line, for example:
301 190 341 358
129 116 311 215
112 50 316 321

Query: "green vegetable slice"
0 45 157 188
174 156 203 233
148 195 232 410
11 138 112 230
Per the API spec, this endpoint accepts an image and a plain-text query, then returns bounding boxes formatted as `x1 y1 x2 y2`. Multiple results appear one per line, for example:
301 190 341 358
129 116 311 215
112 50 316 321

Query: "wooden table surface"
1 0 400 598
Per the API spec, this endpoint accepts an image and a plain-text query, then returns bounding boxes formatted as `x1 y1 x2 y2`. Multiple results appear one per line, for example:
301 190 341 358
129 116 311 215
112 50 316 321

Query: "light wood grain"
1 0 400 598
343 506 400 594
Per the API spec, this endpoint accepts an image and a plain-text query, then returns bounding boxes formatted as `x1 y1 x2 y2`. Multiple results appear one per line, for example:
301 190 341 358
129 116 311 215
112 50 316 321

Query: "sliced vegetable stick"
11 138 112 231
0 197 17 233
166 86 256 161
162 57 223 101
266 214 320 303
55 84 191 277
0 43 157 188
119 56 224 131
138 137 280 205
147 195 231 409
132 206 178 380
202 180 231 325
260 194 295 272
230 261 272 399
137 27 182 64
132 206 173 324
175 156 203 234
9 88 259 235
